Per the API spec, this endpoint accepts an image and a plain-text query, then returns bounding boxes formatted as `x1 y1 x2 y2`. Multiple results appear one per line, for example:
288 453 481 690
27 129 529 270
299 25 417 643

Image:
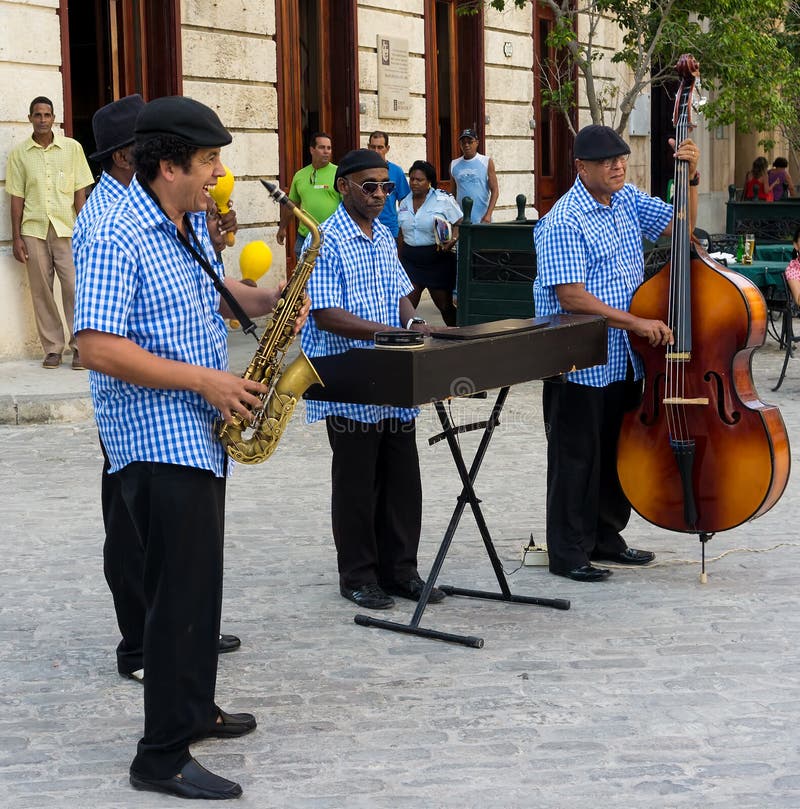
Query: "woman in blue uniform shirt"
397 160 462 326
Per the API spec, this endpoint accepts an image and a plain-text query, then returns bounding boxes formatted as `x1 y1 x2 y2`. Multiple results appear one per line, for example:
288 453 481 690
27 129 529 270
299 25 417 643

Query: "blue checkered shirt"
533 178 672 386
301 203 418 424
74 175 230 475
72 171 126 258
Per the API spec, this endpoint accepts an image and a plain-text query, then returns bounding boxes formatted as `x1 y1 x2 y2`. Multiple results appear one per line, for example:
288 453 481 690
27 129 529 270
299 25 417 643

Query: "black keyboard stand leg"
354 387 569 647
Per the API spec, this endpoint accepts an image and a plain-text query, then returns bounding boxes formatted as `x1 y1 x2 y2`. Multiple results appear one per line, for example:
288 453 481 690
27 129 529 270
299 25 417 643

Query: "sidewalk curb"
0 393 94 425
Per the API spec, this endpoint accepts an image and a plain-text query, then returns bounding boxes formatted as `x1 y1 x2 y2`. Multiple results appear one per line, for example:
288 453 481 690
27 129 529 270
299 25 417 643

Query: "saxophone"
216 180 323 464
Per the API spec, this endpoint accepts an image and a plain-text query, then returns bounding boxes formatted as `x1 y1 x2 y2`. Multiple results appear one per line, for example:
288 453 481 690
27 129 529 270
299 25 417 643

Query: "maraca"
239 240 273 283
229 241 273 329
208 165 236 246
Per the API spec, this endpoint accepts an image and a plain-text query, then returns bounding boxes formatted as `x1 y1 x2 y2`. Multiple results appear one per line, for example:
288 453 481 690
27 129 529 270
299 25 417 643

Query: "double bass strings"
665 81 695 447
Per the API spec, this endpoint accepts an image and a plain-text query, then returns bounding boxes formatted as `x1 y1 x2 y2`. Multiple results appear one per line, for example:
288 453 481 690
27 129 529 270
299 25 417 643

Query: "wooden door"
276 0 358 266
533 4 573 216
424 0 484 192
650 75 679 202
60 0 181 162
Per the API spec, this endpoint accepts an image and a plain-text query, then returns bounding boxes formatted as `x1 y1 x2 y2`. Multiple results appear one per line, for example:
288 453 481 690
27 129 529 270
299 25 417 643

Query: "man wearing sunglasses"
533 124 699 583
300 149 446 611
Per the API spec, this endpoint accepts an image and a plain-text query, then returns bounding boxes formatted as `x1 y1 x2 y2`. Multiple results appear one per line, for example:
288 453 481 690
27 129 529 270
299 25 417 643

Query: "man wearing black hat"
73 95 143 257
533 124 699 582
450 128 499 223
301 148 446 610
73 94 243 687
74 96 309 800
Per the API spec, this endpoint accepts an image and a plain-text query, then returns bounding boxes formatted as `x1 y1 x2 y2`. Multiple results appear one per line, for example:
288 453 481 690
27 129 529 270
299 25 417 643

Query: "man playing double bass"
533 124 699 582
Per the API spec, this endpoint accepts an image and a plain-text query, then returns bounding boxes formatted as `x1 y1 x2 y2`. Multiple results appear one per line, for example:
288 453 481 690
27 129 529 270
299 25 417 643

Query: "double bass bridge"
663 396 710 405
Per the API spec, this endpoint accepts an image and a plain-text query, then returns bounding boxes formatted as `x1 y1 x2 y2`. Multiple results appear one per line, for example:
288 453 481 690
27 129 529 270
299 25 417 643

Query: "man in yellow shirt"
6 96 93 369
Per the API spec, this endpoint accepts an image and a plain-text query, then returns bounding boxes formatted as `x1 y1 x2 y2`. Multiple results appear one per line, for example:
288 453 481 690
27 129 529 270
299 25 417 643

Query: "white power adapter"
521 534 549 566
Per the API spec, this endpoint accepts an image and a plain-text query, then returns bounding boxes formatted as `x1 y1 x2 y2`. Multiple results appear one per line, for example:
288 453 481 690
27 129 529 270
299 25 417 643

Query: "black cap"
90 94 145 161
459 128 478 141
334 149 388 185
573 125 630 160
135 96 232 148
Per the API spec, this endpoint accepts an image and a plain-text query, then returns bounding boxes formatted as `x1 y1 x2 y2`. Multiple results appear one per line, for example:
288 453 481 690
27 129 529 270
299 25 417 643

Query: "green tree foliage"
779 2 800 150
467 0 800 142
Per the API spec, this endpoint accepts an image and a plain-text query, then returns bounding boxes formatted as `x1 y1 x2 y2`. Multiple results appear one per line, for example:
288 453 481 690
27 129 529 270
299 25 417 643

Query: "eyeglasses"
594 155 629 168
345 178 396 196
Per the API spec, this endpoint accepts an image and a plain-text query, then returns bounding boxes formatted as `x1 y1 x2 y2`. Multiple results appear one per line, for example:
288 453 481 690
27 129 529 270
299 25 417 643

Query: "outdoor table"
726 260 796 389
726 260 787 291
752 243 793 263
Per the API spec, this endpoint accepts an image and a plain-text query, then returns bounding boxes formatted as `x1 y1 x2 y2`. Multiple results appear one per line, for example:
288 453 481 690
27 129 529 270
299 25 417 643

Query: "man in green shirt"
276 132 340 260
6 96 93 368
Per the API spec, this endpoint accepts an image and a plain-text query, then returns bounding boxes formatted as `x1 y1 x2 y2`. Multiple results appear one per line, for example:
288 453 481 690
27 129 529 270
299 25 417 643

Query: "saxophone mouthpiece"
260 179 292 208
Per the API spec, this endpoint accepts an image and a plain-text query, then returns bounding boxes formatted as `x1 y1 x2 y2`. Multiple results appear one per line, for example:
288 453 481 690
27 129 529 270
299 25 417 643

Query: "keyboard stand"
354 386 570 648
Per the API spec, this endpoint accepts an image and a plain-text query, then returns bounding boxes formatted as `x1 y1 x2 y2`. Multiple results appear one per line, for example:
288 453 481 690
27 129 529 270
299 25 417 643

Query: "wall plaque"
377 35 410 120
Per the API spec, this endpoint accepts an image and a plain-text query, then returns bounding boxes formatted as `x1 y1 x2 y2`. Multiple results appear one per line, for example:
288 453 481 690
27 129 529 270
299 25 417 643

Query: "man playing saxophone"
73 94 243 686
74 96 309 801
301 148 446 610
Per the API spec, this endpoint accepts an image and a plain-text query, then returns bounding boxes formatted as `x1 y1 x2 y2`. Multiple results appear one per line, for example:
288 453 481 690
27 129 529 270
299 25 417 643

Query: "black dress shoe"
218 633 241 653
381 575 446 604
340 583 395 610
197 708 257 741
593 547 655 565
552 564 612 582
130 757 242 799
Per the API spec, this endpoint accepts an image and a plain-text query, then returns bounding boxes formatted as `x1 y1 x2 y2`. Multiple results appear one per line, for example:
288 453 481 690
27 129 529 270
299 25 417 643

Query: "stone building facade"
0 0 742 360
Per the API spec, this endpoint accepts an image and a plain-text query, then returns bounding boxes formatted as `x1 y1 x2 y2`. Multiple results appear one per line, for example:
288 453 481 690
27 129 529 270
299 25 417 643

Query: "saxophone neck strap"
139 177 258 339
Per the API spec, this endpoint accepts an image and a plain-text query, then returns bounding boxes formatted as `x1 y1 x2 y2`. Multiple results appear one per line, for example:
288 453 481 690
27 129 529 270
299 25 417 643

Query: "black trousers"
118 462 225 780
326 416 421 588
100 440 146 675
542 376 642 573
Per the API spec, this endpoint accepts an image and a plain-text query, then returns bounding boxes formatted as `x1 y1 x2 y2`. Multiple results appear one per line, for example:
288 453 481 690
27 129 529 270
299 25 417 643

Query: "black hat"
334 149 388 185
459 128 478 141
135 96 232 148
90 94 145 161
573 125 630 161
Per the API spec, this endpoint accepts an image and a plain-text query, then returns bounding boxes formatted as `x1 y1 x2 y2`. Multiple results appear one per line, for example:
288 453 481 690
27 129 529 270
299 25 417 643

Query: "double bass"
616 55 790 565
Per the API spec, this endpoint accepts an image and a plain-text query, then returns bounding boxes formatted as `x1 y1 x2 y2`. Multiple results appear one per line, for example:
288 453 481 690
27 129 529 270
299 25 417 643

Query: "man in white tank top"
449 128 499 223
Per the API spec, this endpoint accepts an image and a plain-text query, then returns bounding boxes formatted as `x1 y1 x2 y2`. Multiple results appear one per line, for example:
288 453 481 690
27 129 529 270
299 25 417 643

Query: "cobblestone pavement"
1 309 800 808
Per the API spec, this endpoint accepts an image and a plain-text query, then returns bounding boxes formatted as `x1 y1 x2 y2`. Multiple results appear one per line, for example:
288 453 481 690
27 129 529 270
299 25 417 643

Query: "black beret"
334 149 388 185
90 94 145 161
135 96 232 148
573 125 630 161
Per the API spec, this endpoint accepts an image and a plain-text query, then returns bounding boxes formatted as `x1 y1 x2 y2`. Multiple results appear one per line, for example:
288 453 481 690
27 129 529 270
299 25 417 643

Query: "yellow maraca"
229 241 273 329
208 165 235 246
240 240 272 283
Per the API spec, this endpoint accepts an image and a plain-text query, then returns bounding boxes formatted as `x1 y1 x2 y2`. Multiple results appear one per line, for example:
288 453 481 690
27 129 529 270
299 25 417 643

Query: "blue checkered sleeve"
301 205 418 424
